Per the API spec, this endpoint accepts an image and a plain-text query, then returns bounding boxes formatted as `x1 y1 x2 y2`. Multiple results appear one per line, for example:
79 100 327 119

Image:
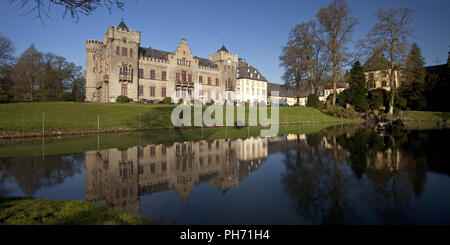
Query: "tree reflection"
0 154 83 197
281 133 358 224
281 126 436 224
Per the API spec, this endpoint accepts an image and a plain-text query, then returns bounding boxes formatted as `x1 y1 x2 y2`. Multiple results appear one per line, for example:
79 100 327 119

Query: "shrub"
368 88 388 111
116 95 131 103
162 97 172 104
306 94 322 109
177 98 184 105
56 92 75 102
322 105 357 119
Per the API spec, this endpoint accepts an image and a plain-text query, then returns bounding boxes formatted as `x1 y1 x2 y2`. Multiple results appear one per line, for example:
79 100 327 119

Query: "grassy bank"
0 102 347 138
0 198 151 225
392 110 450 121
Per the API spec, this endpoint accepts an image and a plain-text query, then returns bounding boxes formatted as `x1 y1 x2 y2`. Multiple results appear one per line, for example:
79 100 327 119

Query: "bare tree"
280 21 328 105
316 0 359 105
8 0 124 22
361 8 414 115
0 34 15 67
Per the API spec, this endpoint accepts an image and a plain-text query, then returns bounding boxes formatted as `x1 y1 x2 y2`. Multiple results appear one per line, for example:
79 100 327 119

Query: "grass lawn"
0 102 347 137
393 110 450 121
0 197 151 225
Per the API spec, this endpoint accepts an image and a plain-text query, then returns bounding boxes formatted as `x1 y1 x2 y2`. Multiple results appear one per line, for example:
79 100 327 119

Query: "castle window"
162 146 166 155
122 47 127 56
119 67 122 75
216 92 219 100
188 74 192 83
121 83 127 95
199 76 203 84
162 162 167 172
150 164 155 174
216 78 219 86
182 71 186 82
150 146 155 156
93 55 96 61
138 85 144 96
116 46 120 55
150 87 155 97
176 73 180 82
150 70 155 80
162 71 167 81
138 69 143 78
208 77 211 85
129 49 133 57
161 87 166 97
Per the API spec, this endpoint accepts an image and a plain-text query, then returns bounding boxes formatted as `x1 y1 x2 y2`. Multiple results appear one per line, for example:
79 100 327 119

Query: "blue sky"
0 0 448 84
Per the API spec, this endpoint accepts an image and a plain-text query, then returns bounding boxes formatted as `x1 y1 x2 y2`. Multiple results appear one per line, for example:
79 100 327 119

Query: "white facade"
235 78 267 105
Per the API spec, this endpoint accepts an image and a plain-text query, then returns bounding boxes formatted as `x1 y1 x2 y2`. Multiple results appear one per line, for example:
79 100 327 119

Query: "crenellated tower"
85 39 103 102
102 20 141 102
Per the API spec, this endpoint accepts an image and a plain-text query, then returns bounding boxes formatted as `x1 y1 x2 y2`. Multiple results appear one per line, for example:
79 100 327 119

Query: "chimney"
238 58 242 65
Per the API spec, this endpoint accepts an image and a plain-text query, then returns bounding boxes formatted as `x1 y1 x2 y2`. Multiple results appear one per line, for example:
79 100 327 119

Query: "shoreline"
0 120 353 140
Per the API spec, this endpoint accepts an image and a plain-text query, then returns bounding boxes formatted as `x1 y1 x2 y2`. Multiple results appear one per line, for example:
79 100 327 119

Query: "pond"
1 124 450 224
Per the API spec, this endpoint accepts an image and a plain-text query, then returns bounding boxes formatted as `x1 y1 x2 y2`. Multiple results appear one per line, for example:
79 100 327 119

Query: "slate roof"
195 56 218 68
217 45 229 53
237 61 267 82
363 53 391 72
139 47 171 60
267 83 298 97
118 20 129 30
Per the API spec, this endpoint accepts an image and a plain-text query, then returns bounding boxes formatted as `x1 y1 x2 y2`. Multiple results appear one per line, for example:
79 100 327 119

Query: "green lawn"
0 198 151 225
0 102 347 137
393 110 450 121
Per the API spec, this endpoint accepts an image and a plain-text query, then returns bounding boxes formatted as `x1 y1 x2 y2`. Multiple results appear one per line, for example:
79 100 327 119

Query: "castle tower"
102 20 141 102
210 44 238 101
85 40 103 102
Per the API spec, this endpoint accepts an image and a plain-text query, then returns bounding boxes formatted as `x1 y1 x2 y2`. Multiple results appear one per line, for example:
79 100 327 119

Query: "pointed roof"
363 53 391 72
217 45 229 53
118 19 129 30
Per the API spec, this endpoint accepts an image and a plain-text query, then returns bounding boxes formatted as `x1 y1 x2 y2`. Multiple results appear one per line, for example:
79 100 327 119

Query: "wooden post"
97 114 100 133
42 112 45 137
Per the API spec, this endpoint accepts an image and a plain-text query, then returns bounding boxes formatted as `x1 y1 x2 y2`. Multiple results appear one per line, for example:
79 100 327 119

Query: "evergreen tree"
347 61 368 112
401 42 426 110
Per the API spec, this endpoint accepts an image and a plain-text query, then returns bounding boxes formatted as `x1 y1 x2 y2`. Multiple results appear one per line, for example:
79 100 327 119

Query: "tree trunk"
332 51 337 106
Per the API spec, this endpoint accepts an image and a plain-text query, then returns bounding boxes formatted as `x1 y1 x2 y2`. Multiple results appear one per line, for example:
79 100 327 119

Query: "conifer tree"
401 42 426 110
347 61 368 112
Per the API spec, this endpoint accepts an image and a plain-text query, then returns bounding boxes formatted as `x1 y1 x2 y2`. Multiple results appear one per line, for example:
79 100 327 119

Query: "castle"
85 20 242 103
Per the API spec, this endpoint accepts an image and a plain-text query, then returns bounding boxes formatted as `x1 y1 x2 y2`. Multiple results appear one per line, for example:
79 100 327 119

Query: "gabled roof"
237 61 267 82
363 53 391 72
118 20 129 30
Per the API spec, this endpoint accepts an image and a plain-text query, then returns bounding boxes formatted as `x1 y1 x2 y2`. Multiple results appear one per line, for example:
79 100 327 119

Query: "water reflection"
1 126 450 224
85 137 268 214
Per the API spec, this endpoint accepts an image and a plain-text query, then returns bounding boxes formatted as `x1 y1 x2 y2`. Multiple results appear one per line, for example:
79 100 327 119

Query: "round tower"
85 39 103 102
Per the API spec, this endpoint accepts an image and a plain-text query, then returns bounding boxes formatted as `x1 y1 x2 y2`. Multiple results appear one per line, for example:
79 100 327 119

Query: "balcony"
176 80 194 87
226 86 235 91
119 74 132 81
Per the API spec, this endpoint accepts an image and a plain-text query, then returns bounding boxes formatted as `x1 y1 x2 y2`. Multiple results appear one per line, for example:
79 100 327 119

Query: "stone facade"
85 21 239 103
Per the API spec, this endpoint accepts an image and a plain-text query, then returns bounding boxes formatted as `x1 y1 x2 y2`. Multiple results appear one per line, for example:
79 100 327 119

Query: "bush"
306 94 322 109
162 97 172 104
336 90 352 107
56 92 75 102
116 95 131 103
177 98 184 105
322 105 357 119
368 88 389 111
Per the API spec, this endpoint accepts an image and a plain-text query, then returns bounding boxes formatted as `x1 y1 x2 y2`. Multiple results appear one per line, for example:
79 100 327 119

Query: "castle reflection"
85 137 268 214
